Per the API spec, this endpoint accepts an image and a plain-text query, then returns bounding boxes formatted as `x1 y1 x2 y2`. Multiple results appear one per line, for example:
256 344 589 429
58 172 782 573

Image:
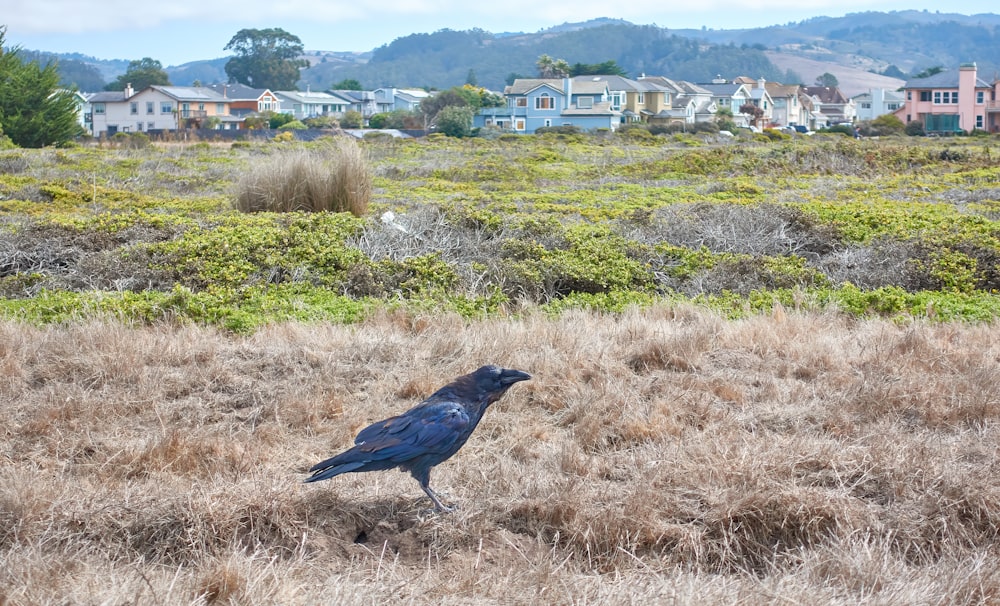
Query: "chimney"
124 82 133 97
713 74 726 84
563 77 572 110
757 77 766 89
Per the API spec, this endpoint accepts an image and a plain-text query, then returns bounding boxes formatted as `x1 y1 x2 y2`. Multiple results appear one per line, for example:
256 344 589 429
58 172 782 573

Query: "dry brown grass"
233 138 371 216
2 307 999 604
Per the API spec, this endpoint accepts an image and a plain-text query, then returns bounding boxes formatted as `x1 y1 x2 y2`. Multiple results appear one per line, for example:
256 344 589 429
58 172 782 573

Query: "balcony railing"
985 100 1000 112
179 110 208 119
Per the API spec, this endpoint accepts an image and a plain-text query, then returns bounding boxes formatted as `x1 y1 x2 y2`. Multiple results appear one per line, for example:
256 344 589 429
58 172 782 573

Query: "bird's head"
443 364 531 405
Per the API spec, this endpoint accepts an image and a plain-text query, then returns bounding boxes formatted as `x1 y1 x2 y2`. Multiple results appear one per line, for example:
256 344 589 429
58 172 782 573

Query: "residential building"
274 89 349 120
89 84 237 137
895 63 1000 133
734 76 775 126
852 88 905 121
205 83 280 117
804 86 857 126
328 89 378 119
697 78 755 127
373 88 432 113
474 77 620 133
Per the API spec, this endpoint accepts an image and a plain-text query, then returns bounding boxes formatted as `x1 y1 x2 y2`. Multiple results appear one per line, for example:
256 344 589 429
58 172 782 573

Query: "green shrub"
339 110 364 129
233 139 372 215
278 120 307 130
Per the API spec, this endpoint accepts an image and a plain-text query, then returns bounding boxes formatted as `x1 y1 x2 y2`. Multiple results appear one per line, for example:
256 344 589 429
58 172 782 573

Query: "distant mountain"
33 11 1000 94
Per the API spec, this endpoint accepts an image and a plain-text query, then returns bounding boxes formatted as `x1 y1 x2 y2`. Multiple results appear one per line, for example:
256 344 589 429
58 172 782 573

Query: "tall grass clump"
233 138 371 216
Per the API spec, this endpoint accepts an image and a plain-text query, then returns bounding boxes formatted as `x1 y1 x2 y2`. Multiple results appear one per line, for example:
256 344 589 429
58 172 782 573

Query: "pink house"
896 63 1000 133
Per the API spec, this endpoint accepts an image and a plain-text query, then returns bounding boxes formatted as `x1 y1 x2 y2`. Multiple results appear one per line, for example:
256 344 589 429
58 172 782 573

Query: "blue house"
475 78 621 133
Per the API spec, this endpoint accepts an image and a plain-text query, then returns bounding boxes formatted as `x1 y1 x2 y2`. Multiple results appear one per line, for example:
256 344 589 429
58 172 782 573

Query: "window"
136 122 143 131
920 91 931 102
515 118 525 131
161 102 173 114
977 115 984 129
535 94 554 110
637 92 645 104
933 91 942 104
861 102 872 109
147 122 154 131
577 96 593 109
544 119 551 127
93 103 105 115
977 91 985 104
146 102 154 114
217 103 225 114
888 103 900 110
130 102 138 115
515 97 527 107
907 91 912 100
949 92 958 104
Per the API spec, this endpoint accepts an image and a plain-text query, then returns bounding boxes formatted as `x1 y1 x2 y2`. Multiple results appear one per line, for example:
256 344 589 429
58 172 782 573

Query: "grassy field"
1 132 999 603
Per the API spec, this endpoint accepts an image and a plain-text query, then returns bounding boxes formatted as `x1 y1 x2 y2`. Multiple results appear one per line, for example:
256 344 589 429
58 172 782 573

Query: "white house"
89 84 235 136
852 88 906 122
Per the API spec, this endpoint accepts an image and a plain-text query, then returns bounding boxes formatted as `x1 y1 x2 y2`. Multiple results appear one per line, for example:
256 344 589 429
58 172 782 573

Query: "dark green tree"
435 106 473 137
815 72 839 87
465 69 477 86
0 27 83 147
105 57 170 91
224 28 308 90
332 78 362 90
912 66 945 79
569 60 627 77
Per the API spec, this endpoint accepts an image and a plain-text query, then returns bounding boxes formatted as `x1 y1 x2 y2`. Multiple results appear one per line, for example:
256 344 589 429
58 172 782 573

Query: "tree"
332 78 362 91
912 66 944 79
465 69 477 86
714 106 737 132
339 110 363 128
536 54 570 78
105 57 170 91
570 60 627 77
0 27 83 147
224 28 308 90
435 106 473 137
870 114 905 136
815 72 839 87
739 102 765 128
332 78 362 90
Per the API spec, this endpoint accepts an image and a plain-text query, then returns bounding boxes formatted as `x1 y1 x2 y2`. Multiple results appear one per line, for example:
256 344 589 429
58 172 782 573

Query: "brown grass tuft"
233 139 371 216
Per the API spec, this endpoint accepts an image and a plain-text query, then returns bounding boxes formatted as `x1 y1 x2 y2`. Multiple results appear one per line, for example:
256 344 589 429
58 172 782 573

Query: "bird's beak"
500 369 531 385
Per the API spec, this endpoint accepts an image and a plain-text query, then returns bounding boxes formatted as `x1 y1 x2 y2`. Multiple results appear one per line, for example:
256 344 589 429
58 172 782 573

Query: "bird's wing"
354 400 471 457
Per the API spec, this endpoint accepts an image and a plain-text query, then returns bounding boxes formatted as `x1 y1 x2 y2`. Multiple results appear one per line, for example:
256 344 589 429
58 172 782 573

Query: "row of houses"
75 63 1000 137
473 73 871 134
83 83 432 136
479 64 1000 135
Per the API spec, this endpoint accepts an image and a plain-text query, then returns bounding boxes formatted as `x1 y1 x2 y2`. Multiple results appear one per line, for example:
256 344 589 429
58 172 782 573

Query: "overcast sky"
3 1 998 66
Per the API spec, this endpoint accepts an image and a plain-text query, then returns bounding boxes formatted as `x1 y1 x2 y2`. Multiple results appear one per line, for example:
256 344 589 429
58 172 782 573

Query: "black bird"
305 365 531 512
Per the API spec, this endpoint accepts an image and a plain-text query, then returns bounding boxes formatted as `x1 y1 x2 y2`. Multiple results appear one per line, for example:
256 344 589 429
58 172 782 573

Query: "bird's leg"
421 483 454 513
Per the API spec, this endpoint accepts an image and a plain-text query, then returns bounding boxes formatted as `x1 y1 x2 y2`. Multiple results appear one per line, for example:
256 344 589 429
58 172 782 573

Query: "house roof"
149 86 226 102
87 91 127 103
803 86 849 104
764 83 801 99
274 90 344 103
902 68 991 89
205 83 271 100
560 102 619 117
505 78 608 96
697 83 748 97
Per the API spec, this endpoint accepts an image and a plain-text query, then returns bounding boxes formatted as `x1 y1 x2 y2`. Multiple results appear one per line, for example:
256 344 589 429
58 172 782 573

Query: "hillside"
764 51 905 97
40 11 1000 92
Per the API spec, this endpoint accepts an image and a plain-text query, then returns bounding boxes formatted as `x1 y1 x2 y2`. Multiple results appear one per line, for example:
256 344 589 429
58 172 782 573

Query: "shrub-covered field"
1 133 999 329
1 133 1000 604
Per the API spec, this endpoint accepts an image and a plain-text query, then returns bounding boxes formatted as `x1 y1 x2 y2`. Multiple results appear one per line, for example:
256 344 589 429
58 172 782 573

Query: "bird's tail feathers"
303 459 367 483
